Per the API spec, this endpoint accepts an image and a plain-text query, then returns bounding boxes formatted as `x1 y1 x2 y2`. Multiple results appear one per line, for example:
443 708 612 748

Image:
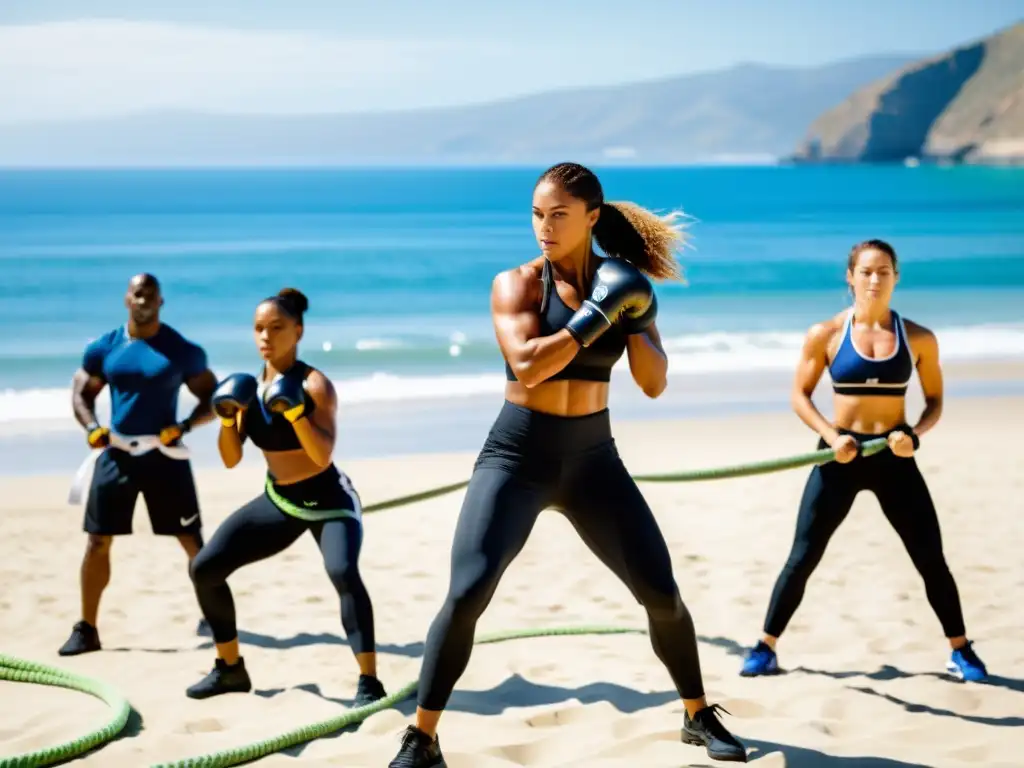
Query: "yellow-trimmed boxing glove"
212 373 258 429
282 402 305 423
86 422 111 449
264 372 307 425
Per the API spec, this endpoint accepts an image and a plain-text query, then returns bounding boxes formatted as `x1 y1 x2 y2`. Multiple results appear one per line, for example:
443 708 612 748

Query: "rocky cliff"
791 22 1024 165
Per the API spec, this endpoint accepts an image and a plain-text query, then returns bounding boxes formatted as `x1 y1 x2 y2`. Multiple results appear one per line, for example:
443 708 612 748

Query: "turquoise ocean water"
1 164 1023 440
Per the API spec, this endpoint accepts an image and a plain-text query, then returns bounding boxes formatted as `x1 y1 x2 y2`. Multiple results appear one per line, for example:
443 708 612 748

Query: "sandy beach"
1 394 1022 767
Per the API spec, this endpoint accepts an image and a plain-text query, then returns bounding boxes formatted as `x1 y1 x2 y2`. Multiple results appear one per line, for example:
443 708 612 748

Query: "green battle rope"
0 655 132 767
1 438 887 767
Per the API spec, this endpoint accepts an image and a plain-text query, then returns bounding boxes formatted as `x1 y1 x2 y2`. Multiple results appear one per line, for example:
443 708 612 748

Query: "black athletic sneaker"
681 704 747 762
388 725 446 767
58 620 101 656
353 674 387 707
185 657 253 699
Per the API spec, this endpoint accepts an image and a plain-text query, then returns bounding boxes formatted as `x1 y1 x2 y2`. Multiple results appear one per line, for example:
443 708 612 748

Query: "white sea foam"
2 325 1023 425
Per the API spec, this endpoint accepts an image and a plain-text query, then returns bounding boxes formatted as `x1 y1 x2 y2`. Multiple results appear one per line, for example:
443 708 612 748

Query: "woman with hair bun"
185 288 386 706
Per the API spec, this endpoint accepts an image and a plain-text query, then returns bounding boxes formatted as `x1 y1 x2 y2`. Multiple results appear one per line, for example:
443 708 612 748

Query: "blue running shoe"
740 641 779 677
946 641 987 682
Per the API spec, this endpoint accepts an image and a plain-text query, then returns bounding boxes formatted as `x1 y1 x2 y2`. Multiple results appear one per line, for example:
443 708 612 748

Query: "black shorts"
84 448 202 536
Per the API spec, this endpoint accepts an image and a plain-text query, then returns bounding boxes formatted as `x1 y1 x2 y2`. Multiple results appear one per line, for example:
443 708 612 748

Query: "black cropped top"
242 361 317 452
504 258 628 384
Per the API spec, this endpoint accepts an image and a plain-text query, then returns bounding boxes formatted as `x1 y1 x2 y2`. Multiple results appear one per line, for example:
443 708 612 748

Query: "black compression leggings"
417 402 704 711
763 432 966 639
189 467 375 654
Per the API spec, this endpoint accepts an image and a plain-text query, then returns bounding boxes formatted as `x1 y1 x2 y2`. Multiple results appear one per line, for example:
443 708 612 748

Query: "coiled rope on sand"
0 438 887 768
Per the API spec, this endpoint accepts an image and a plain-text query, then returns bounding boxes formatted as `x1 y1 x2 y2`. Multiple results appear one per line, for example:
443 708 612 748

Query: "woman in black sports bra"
739 240 988 684
184 288 386 706
388 163 748 768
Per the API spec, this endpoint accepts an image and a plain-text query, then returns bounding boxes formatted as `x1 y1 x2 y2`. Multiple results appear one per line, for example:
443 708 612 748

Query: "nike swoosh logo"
180 513 199 527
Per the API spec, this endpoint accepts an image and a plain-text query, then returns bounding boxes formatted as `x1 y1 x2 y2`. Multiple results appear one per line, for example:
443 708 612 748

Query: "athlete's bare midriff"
264 449 327 486
504 378 609 417
831 393 909 435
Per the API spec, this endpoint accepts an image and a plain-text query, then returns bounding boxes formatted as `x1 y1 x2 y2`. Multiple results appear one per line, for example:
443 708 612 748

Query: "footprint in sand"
947 742 991 763
819 695 847 720
483 738 557 767
524 700 620 729
866 636 891 654
182 718 225 734
715 697 767 719
938 686 982 713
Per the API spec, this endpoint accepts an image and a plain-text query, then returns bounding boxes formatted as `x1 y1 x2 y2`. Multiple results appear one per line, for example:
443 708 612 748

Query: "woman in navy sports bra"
184 288 386 706
388 163 748 768
740 240 988 683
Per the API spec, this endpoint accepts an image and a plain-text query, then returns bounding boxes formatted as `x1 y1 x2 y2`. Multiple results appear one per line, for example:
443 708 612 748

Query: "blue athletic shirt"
82 324 209 436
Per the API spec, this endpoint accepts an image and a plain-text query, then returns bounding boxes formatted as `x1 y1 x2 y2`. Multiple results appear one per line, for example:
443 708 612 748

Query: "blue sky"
2 1 1021 123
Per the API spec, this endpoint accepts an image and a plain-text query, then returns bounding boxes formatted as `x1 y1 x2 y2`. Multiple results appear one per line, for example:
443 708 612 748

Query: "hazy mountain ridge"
0 55 915 166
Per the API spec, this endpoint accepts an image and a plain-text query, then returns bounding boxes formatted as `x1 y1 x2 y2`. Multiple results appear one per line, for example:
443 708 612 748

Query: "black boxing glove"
564 257 654 347
264 371 307 424
212 373 258 426
619 290 658 335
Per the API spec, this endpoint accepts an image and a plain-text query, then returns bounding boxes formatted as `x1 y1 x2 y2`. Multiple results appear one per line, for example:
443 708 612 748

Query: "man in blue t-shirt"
59 273 218 657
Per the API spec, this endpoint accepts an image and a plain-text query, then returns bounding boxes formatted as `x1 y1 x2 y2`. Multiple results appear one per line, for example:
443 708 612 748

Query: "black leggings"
189 465 375 654
417 401 704 711
763 431 966 639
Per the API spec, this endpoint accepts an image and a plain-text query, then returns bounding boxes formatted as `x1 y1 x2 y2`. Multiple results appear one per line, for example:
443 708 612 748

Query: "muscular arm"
181 369 217 431
493 269 580 388
290 371 337 468
908 324 943 438
71 368 105 430
791 322 841 446
625 322 668 398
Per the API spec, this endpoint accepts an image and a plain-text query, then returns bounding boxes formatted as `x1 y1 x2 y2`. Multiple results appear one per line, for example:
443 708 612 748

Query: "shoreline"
3 359 1024 478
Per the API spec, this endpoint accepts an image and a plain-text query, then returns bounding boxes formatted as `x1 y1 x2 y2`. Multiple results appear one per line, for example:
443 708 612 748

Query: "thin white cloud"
0 19 502 123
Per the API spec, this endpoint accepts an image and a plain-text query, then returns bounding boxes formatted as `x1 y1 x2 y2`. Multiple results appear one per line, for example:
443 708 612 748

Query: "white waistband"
67 432 190 506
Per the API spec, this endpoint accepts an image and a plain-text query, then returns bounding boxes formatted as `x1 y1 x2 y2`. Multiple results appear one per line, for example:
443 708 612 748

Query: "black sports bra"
242 361 317 452
504 259 627 384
